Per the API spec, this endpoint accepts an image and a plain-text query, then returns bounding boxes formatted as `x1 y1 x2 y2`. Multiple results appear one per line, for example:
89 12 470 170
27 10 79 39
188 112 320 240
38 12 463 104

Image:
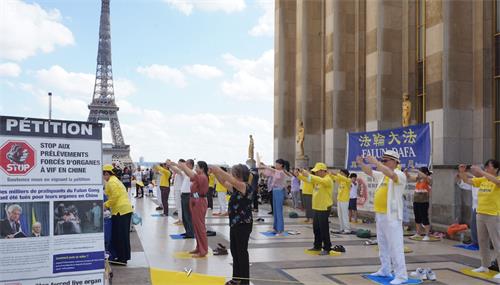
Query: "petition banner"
0 116 105 284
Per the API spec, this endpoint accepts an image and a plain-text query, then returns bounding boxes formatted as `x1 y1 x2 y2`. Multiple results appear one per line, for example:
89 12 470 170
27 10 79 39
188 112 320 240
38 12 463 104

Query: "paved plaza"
110 195 495 285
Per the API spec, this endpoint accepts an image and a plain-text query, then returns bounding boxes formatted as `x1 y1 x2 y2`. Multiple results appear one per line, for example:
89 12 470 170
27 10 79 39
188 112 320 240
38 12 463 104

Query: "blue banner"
346 124 431 171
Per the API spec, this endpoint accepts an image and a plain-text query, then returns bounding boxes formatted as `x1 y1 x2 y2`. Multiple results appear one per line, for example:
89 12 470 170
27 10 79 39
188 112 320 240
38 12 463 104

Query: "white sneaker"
370 269 391 277
494 273 500 279
390 277 408 285
422 235 430 241
410 268 427 280
426 269 436 281
472 266 489 273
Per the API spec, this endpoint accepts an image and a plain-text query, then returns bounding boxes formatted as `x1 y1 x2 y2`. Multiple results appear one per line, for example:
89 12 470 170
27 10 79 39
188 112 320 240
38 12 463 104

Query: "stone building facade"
274 0 500 225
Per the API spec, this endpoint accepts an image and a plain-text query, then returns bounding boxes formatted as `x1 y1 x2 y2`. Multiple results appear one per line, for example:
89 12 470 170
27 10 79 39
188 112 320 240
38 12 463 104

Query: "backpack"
356 229 371 238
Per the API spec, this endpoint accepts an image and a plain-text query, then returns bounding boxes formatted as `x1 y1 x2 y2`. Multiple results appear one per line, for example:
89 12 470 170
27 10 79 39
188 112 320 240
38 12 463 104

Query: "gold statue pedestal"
295 156 309 169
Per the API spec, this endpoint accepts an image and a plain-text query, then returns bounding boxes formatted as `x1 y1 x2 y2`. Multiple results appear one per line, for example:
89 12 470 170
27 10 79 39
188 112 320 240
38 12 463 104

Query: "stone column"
365 0 403 131
295 0 324 166
324 0 357 167
274 0 297 162
472 0 494 162
425 0 474 165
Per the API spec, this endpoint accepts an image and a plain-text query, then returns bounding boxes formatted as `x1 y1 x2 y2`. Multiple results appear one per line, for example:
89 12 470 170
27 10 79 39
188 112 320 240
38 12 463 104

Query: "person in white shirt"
168 159 194 238
357 150 408 285
348 173 359 223
172 162 185 225
457 176 479 247
133 166 144 198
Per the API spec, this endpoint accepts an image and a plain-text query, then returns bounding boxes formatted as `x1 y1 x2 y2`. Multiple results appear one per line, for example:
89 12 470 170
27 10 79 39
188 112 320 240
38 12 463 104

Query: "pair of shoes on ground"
410 267 437 281
472 266 500 279
370 270 409 285
410 234 430 241
213 243 228 256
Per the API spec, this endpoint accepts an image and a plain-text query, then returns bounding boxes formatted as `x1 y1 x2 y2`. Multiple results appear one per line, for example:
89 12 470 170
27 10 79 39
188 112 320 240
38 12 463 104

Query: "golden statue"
296 120 305 158
402 93 411 127
248 135 254 160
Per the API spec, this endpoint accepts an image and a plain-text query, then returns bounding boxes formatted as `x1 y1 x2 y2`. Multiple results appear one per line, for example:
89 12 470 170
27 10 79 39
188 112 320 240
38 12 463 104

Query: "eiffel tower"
88 0 132 166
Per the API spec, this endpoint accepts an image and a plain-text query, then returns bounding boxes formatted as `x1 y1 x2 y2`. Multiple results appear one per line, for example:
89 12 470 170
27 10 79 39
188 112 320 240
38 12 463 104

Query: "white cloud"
34 65 135 99
0 0 74 61
164 0 246 15
0 62 21 77
137 64 187 88
221 49 274 101
249 0 274 37
120 110 273 165
35 65 94 97
184 64 223 79
18 83 89 119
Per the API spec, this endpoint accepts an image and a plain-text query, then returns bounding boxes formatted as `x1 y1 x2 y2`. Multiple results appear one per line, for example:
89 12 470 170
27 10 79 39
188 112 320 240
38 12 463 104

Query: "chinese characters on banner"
346 124 431 171
346 124 431 215
0 116 105 285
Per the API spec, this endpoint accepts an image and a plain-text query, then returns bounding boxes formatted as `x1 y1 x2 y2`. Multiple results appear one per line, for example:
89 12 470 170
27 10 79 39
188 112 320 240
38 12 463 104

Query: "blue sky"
0 0 274 165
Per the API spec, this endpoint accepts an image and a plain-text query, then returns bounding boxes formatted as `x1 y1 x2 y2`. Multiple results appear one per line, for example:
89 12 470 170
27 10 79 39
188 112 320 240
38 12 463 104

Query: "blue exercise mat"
362 274 422 285
170 234 185 240
453 244 479 251
260 231 289 237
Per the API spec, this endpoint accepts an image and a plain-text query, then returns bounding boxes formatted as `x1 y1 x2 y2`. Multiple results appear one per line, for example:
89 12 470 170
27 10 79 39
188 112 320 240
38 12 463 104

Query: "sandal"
213 247 228 255
332 245 346 253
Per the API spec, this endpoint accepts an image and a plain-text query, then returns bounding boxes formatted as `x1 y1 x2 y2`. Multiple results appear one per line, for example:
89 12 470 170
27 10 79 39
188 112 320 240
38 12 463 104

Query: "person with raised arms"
457 159 500 279
210 164 253 285
356 151 408 285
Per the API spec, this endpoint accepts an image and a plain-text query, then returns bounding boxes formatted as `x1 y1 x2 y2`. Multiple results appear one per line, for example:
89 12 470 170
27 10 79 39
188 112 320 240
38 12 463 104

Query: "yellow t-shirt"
297 175 314 195
374 176 389 214
209 173 216 188
104 176 133 215
472 176 500 216
308 174 334 211
155 166 171 187
331 174 351 203
215 179 228 193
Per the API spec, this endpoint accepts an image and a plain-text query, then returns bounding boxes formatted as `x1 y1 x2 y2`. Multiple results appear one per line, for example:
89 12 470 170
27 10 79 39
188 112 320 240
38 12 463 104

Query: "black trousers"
181 193 194 237
111 212 132 262
313 210 331 251
160 186 170 215
207 187 215 209
252 188 259 210
230 223 252 285
269 190 273 212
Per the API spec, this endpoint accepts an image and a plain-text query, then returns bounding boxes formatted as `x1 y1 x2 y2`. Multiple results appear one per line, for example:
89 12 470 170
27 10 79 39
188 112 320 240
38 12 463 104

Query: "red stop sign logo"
0 140 36 176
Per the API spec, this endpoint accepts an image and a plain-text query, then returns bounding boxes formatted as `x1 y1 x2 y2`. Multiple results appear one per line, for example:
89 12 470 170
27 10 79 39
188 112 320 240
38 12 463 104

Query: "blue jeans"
471 208 478 245
272 188 285 232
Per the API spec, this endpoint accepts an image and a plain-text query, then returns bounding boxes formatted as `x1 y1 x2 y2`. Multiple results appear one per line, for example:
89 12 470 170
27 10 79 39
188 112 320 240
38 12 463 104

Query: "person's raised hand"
470 165 482 174
355 156 364 165
366 156 379 165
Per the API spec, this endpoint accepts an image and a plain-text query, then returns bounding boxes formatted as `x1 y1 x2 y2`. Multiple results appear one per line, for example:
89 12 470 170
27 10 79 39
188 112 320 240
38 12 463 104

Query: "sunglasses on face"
381 158 394 163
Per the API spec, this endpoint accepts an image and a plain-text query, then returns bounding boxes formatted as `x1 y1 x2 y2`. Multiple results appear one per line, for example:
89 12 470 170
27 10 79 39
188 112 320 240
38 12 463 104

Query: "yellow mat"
375 245 413 253
173 251 213 259
460 268 499 280
408 236 441 242
304 249 341 256
150 268 225 285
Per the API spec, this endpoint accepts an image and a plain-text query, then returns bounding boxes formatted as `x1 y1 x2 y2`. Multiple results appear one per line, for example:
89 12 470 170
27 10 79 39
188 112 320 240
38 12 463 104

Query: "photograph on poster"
0 202 50 238
54 200 103 236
